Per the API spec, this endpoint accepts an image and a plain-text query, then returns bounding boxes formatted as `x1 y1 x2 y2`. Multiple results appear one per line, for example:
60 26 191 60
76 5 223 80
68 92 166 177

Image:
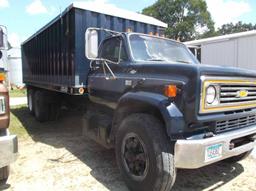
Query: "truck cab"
0 26 18 183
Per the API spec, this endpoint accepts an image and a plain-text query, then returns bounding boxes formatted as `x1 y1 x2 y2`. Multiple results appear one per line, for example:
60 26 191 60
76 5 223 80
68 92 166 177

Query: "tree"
217 21 256 36
142 0 215 41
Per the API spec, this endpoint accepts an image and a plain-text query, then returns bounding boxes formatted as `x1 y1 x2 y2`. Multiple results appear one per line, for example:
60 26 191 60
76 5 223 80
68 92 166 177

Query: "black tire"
223 149 253 163
34 90 61 122
115 114 176 191
48 95 60 121
0 166 9 183
34 90 49 122
27 88 35 115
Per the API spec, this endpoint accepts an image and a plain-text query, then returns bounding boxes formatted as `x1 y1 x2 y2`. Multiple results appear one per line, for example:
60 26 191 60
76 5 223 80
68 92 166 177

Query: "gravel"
1 107 255 191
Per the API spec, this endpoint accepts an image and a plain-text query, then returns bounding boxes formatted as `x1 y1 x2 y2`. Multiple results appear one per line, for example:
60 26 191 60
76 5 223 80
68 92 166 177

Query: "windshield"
129 34 197 64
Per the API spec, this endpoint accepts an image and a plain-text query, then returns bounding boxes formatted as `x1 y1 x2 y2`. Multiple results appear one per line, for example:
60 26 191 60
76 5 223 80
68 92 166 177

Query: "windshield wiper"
175 60 191 64
147 58 166 61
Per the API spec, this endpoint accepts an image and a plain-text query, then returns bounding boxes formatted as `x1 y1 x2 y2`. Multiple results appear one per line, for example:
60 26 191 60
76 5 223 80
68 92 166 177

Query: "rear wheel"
115 114 176 191
34 90 49 122
223 150 253 163
48 95 60 121
0 166 9 183
34 90 60 122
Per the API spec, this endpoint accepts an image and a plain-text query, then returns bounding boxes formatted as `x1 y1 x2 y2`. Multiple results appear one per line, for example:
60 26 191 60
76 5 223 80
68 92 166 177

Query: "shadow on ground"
0 182 10 190
8 106 245 191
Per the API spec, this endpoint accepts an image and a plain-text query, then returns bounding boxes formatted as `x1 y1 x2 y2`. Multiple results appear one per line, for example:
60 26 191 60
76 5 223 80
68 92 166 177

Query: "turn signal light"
79 87 85 95
0 73 5 82
126 28 132 33
164 85 177 98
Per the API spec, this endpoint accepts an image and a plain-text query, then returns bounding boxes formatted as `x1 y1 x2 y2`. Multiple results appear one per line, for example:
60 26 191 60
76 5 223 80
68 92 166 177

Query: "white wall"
7 47 23 87
237 35 256 70
201 39 237 67
201 35 256 70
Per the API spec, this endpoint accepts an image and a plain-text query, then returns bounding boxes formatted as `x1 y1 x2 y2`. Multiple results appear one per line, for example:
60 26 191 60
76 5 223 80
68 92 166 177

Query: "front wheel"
115 114 176 191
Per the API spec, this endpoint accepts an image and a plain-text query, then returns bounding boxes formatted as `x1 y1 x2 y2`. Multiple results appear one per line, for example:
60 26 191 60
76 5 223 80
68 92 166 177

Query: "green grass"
9 88 27 98
9 106 84 139
9 106 30 138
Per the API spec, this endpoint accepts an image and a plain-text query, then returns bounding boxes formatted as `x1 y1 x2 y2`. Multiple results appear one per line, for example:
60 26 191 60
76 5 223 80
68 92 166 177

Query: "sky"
0 0 256 47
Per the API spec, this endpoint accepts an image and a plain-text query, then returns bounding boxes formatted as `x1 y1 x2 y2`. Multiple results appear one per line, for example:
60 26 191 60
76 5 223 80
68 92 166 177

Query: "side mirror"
85 28 98 60
0 28 4 49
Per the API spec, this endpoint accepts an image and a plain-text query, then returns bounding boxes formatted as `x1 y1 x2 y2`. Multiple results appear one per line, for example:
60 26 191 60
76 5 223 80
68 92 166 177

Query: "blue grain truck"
22 3 256 191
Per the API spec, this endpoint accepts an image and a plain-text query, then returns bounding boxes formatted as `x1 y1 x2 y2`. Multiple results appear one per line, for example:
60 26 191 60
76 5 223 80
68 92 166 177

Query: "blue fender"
111 91 186 140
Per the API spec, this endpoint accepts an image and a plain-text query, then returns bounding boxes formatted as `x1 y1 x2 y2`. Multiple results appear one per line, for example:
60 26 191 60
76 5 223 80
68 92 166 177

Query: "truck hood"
134 62 256 79
133 62 256 125
196 64 256 78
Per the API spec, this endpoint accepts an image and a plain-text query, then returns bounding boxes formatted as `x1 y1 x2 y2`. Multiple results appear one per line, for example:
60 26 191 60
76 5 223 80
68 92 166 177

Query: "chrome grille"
220 84 256 104
200 76 256 114
216 115 256 133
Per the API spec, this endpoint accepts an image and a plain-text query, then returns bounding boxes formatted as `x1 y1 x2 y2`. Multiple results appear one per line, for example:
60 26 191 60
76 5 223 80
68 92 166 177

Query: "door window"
100 37 128 62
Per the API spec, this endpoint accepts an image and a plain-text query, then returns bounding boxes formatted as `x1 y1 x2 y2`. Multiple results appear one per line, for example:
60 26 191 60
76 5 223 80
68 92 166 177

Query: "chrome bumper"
0 131 18 168
174 125 256 169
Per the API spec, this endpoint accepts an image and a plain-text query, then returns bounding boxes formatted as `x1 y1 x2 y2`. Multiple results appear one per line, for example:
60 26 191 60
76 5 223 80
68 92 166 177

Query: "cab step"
82 112 113 149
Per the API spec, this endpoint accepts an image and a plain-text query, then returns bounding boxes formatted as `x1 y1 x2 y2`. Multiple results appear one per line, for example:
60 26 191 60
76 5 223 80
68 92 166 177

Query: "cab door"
88 36 130 108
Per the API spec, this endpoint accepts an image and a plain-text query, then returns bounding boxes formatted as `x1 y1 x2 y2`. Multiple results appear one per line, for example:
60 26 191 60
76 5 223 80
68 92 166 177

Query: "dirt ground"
1 106 256 191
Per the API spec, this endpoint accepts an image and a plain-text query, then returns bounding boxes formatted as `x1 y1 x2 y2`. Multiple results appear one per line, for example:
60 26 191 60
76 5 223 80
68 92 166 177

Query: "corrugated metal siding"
22 7 164 90
74 8 162 86
8 48 23 87
237 35 256 70
201 40 237 67
22 9 75 87
190 34 256 71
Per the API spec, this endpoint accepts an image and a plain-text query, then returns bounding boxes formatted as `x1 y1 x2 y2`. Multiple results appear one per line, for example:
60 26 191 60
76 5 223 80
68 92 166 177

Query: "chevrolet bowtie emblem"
236 90 248 98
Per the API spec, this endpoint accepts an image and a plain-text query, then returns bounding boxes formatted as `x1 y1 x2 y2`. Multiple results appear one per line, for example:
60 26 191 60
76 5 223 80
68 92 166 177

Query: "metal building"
185 30 256 70
8 47 24 87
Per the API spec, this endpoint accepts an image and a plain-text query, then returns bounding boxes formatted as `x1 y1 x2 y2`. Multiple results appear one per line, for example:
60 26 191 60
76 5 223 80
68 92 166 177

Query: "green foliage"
10 88 27 98
217 21 256 35
200 21 256 39
142 0 215 42
10 107 29 138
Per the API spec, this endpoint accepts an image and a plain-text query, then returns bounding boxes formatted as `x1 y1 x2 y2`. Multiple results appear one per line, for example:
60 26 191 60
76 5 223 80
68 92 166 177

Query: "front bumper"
174 125 256 169
0 131 18 168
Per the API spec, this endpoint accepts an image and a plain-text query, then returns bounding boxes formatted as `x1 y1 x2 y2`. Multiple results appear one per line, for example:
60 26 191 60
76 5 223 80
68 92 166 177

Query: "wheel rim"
121 132 149 181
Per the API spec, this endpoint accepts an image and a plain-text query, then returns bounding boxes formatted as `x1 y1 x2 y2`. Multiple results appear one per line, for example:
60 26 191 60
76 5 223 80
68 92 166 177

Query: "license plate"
205 143 223 162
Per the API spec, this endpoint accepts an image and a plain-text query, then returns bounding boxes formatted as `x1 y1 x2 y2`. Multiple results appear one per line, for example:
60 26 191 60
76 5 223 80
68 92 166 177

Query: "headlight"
206 85 216 104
